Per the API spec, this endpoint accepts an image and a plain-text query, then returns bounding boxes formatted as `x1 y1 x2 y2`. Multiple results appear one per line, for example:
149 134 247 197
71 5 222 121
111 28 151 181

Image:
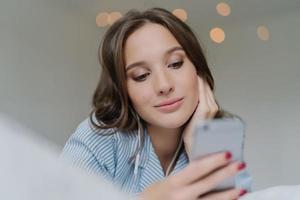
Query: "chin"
152 112 191 129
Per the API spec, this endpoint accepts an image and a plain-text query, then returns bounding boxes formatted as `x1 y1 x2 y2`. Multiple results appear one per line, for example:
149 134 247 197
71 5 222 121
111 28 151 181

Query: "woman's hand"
139 152 247 200
182 76 219 158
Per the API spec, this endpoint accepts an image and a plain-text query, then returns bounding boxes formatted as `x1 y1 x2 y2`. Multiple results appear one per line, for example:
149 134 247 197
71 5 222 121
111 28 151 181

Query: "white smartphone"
190 117 246 191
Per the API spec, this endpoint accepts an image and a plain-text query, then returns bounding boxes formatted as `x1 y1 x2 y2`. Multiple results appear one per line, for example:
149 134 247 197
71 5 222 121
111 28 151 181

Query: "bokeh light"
96 12 109 27
172 9 188 22
210 27 226 43
257 26 270 41
216 2 231 16
108 12 122 25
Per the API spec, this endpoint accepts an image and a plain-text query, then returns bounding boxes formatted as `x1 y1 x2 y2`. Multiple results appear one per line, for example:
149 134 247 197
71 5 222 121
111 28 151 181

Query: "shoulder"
63 117 139 163
62 117 141 181
75 118 115 147
64 117 118 161
62 117 124 179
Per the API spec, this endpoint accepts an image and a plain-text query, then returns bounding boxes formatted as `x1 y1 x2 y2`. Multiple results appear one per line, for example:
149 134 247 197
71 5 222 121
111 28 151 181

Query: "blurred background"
0 0 299 191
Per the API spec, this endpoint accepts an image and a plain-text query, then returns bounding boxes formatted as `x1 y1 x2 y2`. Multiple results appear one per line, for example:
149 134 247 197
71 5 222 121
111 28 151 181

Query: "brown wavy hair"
89 7 228 133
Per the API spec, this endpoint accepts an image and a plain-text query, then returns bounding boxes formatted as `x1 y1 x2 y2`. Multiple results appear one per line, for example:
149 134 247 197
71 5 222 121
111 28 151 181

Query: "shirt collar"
138 129 189 190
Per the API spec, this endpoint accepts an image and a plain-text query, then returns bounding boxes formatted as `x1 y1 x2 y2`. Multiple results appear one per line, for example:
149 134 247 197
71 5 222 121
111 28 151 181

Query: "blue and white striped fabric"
62 118 189 194
62 117 252 194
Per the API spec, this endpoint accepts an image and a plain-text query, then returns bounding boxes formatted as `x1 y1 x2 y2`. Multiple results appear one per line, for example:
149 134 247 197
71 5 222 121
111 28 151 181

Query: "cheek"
187 75 199 103
191 75 199 96
127 83 152 109
179 65 198 95
178 66 199 105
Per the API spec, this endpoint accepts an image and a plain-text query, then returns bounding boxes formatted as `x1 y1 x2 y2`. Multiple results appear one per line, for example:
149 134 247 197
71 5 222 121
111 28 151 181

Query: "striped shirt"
62 117 252 194
62 118 189 194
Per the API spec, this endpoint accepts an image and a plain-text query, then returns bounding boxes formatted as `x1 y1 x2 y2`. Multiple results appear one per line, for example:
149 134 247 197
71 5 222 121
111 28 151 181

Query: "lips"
155 97 184 107
154 97 184 113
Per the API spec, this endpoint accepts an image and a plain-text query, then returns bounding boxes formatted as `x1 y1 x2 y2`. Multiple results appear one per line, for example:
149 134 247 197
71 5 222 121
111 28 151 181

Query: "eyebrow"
125 46 184 72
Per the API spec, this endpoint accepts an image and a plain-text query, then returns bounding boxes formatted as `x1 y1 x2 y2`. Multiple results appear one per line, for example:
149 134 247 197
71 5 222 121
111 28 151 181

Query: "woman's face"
125 23 199 129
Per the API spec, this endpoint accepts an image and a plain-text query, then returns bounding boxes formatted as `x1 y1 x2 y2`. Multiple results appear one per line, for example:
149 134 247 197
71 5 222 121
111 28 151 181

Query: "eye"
168 61 184 69
133 72 150 82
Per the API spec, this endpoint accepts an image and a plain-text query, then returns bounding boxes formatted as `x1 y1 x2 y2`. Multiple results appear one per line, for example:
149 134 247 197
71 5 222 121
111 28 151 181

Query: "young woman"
62 7 250 200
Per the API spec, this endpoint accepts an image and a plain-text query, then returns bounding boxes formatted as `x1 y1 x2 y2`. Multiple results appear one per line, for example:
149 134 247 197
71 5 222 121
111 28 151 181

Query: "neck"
146 125 183 173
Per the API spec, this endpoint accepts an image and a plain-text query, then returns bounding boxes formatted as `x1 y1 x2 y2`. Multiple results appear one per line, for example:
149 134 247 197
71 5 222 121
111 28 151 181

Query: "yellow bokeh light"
96 12 109 27
210 27 226 43
216 2 231 16
172 9 188 22
108 12 122 25
257 26 270 41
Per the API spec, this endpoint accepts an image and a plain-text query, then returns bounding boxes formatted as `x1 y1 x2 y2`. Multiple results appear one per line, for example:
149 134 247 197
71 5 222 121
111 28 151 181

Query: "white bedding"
0 114 131 200
242 185 300 200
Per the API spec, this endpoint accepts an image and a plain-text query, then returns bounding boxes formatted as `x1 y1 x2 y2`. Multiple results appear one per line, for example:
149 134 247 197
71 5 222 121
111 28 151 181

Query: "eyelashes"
132 60 184 82
168 61 183 69
133 72 151 82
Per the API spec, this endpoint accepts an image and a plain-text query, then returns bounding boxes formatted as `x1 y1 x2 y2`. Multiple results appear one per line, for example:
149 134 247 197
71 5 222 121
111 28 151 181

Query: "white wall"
0 0 102 145
1 0 299 191
201 10 300 190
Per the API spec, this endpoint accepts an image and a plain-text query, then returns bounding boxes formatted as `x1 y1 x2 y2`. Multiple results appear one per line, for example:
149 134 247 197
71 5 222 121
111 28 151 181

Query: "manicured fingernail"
239 189 247 197
225 151 232 160
237 162 246 171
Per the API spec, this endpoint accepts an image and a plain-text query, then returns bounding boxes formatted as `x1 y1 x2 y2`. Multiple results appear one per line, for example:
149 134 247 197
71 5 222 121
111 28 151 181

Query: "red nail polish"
239 189 247 197
237 162 246 171
225 152 232 160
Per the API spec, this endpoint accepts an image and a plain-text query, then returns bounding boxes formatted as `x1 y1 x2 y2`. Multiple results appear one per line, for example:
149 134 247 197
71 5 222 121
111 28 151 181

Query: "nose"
153 70 174 96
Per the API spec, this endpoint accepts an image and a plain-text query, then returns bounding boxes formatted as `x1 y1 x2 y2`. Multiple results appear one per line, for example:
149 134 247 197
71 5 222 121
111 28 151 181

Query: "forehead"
124 23 181 64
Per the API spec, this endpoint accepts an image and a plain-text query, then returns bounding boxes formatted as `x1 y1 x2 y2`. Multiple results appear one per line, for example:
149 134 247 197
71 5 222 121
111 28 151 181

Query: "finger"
205 83 218 110
199 188 247 200
186 161 246 198
204 83 219 117
197 76 208 111
196 77 212 119
171 151 232 186
204 85 215 117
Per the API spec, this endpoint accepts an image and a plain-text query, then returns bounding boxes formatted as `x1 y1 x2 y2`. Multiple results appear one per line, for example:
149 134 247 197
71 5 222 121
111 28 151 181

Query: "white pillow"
0 114 131 200
242 185 300 200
